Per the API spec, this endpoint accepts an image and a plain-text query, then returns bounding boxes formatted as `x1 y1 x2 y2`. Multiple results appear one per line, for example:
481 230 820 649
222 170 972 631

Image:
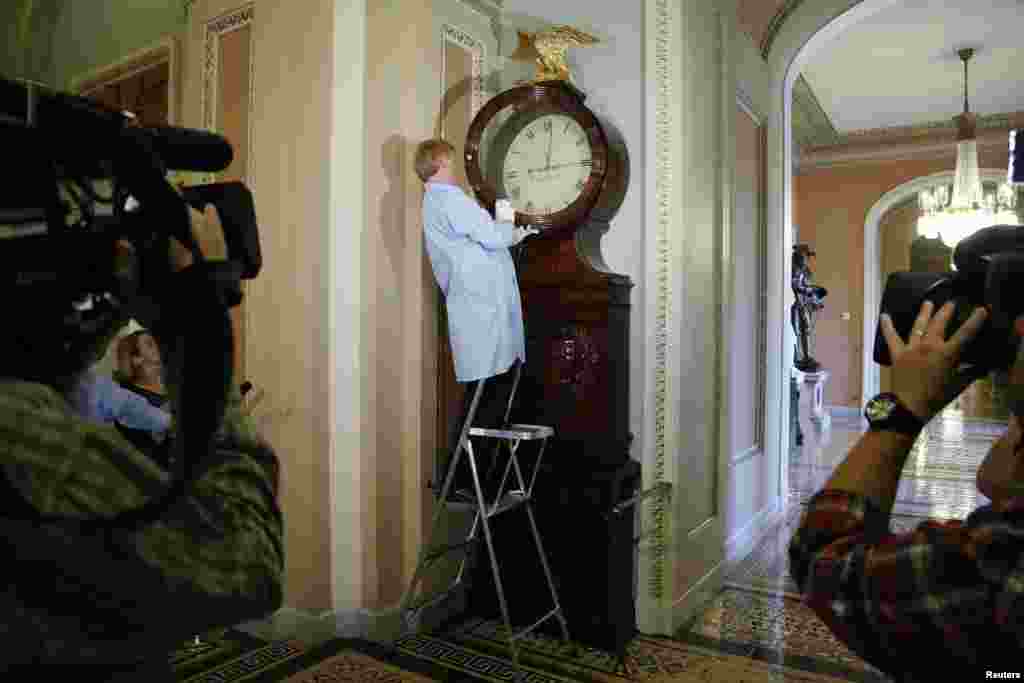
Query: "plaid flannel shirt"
0 378 283 671
789 488 1024 681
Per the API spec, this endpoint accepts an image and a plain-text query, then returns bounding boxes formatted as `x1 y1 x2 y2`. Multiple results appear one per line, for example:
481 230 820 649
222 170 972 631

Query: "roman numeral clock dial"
502 114 592 216
463 80 628 237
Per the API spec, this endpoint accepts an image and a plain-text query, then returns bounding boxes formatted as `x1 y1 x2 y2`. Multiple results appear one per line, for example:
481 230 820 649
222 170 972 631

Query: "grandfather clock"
464 80 632 465
463 81 639 653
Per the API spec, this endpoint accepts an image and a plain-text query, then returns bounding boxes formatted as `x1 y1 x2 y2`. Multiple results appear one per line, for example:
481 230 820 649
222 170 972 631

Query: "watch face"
501 113 593 216
865 396 896 422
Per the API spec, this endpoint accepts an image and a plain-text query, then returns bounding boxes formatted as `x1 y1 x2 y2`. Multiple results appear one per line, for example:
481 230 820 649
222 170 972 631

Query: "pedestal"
793 368 830 430
789 373 803 448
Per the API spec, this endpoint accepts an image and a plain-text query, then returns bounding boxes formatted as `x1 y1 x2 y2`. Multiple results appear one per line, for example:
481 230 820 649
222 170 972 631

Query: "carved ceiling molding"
760 0 806 59
455 0 501 24
834 111 1024 147
792 74 840 149
797 126 1014 172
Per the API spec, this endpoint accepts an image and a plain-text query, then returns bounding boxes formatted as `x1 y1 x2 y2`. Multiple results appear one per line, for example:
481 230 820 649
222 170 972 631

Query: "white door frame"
764 0 900 503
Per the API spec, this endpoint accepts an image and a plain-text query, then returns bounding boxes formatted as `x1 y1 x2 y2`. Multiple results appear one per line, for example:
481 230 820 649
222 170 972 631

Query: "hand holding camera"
879 300 989 421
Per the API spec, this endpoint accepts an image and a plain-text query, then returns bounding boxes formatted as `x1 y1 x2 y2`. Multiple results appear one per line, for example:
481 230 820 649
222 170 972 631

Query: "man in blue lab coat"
415 138 538 500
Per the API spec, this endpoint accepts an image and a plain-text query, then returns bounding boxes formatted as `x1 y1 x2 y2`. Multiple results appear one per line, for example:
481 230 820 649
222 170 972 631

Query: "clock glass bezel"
464 82 608 233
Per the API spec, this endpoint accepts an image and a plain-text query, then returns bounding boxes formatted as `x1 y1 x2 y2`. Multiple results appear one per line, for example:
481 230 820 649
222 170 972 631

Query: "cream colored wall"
179 0 347 613
243 0 336 612
361 0 496 612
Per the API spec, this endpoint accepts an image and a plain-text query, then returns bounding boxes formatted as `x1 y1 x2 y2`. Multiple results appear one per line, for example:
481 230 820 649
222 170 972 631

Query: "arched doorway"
764 0 898 501
861 169 1015 406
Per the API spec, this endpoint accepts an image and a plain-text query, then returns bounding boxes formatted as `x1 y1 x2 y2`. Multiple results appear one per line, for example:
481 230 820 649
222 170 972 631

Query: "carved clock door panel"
183 1 255 383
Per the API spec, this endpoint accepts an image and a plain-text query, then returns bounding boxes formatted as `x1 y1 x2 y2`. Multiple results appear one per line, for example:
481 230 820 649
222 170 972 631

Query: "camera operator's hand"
879 300 989 421
168 204 229 273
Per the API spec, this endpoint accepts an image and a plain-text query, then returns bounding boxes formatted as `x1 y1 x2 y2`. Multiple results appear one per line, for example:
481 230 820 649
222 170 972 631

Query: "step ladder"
396 363 571 681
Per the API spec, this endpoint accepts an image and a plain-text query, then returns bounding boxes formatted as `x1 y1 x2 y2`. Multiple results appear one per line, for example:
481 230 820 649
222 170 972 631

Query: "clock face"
501 114 593 216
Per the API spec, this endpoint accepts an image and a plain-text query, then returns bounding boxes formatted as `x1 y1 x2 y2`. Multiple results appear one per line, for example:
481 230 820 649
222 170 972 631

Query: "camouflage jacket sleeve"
0 378 283 666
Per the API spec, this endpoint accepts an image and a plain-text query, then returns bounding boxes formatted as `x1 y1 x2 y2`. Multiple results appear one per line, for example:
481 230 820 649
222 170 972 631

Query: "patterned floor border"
179 639 307 683
390 614 903 683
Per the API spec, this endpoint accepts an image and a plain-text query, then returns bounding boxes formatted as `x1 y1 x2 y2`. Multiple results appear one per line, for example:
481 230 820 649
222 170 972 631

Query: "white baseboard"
254 497 785 646
238 584 471 646
668 561 724 634
725 497 784 566
827 405 861 418
235 607 338 646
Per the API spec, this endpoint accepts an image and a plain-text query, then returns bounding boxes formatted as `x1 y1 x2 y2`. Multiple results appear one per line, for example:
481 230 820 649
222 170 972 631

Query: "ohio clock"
464 80 629 237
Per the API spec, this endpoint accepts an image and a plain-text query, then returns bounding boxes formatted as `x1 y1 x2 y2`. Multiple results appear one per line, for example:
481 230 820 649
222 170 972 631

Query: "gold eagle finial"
517 25 600 84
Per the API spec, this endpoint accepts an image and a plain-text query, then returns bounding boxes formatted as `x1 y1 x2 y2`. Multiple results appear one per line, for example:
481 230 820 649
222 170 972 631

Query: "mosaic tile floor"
677 398 1010 682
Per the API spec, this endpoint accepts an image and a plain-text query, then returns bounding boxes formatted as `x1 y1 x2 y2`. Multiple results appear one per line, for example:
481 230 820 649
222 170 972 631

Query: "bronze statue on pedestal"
792 244 828 372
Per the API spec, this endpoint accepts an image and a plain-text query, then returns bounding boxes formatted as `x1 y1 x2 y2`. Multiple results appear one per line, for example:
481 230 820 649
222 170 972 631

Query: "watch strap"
865 392 925 436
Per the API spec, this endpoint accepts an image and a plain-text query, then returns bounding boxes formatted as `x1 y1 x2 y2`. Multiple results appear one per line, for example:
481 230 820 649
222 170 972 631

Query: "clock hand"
530 161 592 172
546 127 553 170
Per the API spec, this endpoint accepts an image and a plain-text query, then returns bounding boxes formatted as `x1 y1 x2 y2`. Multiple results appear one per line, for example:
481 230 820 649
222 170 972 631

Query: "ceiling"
798 0 1024 139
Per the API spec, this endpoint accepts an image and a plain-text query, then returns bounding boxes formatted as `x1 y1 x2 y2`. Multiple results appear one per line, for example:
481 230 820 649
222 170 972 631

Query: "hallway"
676 390 1009 681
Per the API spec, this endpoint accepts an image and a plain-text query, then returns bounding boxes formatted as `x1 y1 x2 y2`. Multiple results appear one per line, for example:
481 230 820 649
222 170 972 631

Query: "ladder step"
486 491 529 519
510 607 561 642
469 423 554 441
404 581 463 618
423 539 477 564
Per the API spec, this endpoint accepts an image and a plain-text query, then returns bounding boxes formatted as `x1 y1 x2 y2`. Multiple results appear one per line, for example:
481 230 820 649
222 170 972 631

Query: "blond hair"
414 139 455 182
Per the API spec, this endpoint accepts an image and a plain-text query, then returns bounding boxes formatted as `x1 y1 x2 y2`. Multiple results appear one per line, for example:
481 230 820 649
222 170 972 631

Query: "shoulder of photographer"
0 371 283 661
787 303 1024 677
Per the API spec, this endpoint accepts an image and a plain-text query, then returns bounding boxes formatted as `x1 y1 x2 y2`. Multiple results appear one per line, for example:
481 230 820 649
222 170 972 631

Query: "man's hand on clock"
879 300 988 421
511 225 540 245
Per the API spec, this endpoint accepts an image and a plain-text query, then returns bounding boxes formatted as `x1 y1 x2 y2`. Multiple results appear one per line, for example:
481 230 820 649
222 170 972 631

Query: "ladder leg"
500 361 524 427
483 364 522 492
399 379 488 627
523 499 571 645
436 377 488 498
467 438 525 680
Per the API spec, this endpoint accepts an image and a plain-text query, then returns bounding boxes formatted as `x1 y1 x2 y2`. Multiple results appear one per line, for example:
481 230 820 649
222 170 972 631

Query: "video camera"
873 130 1023 373
0 76 262 528
0 78 260 345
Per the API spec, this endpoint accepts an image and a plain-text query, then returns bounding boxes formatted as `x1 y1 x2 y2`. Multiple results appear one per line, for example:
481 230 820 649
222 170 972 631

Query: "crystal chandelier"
919 48 1018 217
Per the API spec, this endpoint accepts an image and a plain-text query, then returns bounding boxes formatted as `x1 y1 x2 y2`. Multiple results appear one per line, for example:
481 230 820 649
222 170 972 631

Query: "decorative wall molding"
441 22 488 125
735 93 768 452
791 74 839 149
840 110 1024 145
201 2 255 188
646 0 676 606
454 0 502 24
760 0 807 59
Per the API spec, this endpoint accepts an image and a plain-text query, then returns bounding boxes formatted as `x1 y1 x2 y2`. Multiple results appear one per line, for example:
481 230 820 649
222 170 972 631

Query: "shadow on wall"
380 134 408 276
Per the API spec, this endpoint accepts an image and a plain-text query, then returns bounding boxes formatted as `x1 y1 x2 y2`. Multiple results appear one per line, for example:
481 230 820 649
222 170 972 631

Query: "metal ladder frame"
396 363 571 681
